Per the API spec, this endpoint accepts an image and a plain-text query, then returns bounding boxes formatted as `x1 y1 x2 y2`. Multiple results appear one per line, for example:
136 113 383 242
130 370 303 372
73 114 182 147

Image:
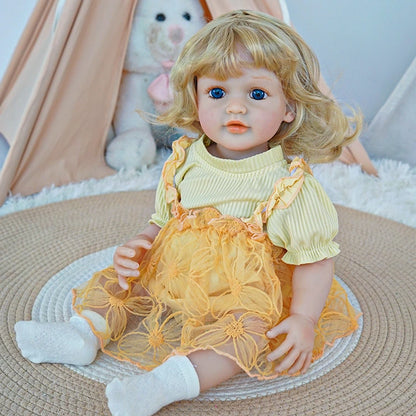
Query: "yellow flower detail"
117 306 182 368
73 267 154 341
109 295 125 308
184 313 271 371
225 319 245 338
211 247 278 319
147 233 215 318
148 329 165 348
153 245 189 298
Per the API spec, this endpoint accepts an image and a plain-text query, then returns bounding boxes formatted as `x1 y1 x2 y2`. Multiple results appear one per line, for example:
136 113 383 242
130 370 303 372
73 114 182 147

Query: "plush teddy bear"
105 0 206 170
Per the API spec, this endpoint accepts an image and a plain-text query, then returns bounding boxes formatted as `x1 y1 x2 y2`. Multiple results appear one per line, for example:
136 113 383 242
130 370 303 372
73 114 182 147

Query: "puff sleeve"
266 174 340 265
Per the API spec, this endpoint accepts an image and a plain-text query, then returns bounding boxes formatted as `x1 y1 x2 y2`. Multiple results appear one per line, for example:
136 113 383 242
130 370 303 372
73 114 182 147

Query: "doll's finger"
275 348 300 373
115 246 136 258
266 320 289 339
114 265 140 278
267 339 292 362
118 275 129 290
287 352 308 375
300 352 313 374
114 256 139 270
128 239 152 250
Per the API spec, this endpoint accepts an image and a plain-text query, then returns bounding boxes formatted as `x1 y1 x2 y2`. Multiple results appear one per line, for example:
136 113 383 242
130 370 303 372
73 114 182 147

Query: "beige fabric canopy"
0 0 375 205
0 0 133 204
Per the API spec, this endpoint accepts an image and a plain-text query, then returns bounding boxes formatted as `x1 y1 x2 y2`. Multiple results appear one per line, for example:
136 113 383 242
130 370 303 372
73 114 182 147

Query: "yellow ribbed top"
151 136 339 265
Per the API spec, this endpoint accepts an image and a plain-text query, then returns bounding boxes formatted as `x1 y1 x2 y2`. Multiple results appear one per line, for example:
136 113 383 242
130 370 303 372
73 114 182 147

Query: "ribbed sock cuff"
172 355 200 399
153 355 200 401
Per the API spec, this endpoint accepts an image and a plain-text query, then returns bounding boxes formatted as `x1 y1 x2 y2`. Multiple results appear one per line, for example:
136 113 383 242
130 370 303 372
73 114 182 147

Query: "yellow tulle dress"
73 137 360 380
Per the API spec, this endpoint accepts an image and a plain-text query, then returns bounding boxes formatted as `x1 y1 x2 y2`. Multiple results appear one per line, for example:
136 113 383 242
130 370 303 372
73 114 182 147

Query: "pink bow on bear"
147 69 174 114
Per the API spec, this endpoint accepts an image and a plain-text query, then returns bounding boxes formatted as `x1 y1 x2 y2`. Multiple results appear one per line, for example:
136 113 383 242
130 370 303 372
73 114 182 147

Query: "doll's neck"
206 141 269 161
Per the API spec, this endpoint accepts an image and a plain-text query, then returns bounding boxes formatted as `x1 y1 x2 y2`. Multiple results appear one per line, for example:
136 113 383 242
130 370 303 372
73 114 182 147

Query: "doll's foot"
106 355 200 416
15 316 100 365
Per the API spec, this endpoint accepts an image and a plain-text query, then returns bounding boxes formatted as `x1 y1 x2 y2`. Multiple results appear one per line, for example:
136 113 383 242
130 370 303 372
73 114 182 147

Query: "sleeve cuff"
282 242 340 265
149 214 167 229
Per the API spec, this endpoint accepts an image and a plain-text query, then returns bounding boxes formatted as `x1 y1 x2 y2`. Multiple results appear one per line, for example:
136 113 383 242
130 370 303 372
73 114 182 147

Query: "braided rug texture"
1 191 415 415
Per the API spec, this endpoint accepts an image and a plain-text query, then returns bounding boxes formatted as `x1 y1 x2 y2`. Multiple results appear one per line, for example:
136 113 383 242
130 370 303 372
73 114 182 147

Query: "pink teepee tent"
0 0 376 206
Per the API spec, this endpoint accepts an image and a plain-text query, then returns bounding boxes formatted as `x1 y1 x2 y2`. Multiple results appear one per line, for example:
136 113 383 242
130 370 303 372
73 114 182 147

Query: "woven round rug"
1 191 415 415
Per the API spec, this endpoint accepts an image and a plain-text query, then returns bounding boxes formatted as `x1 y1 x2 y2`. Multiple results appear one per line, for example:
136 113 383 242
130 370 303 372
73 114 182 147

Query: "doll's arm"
114 223 161 289
266 257 334 375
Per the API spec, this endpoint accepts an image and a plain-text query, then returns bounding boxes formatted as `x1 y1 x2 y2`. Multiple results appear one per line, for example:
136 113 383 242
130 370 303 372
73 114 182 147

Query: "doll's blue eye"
250 89 267 100
209 88 225 99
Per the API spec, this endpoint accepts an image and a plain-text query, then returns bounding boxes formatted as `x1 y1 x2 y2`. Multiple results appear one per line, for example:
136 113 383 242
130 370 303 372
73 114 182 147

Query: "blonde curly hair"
158 9 362 163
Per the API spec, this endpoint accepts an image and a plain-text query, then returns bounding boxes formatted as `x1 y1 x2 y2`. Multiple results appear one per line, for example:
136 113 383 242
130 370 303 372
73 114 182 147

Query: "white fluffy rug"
1 152 415 228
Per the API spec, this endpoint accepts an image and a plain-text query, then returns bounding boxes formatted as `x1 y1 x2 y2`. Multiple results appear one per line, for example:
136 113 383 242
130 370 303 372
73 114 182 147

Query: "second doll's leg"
106 349 243 416
106 310 268 416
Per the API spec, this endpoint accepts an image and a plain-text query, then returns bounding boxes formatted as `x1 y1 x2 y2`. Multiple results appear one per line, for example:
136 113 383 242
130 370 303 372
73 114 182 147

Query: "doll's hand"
266 314 315 375
113 237 153 290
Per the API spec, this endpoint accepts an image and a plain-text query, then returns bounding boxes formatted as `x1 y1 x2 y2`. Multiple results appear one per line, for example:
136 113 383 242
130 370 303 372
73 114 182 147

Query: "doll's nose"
226 100 246 114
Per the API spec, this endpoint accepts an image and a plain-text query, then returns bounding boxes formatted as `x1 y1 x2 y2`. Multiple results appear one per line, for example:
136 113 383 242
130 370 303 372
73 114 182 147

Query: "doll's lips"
225 120 249 134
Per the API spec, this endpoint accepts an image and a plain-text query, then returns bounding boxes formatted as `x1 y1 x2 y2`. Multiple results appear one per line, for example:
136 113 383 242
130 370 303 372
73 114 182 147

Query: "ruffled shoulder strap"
161 136 193 212
246 157 313 229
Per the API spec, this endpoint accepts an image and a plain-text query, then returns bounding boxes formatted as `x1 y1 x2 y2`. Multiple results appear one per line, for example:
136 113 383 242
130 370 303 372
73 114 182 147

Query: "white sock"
14 314 101 365
106 355 200 416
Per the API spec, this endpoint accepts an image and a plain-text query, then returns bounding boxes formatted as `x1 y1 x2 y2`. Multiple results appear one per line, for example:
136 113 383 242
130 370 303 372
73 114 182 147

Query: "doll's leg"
14 310 105 365
188 348 242 391
14 268 114 366
15 267 142 366
106 311 264 415
106 350 241 416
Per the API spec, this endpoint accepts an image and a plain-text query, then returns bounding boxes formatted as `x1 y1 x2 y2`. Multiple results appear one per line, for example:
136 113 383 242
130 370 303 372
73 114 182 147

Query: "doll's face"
197 66 294 160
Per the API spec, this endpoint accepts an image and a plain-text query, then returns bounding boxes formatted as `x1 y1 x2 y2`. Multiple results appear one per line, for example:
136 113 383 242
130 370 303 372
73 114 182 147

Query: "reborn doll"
16 10 361 416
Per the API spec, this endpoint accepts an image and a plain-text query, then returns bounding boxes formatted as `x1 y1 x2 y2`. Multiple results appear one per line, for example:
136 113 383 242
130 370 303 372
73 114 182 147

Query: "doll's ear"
284 103 296 123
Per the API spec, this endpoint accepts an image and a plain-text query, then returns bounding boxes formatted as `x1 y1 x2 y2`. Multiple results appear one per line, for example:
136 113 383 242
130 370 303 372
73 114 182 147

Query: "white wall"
288 0 416 122
0 0 37 168
1 0 415 124
0 0 37 79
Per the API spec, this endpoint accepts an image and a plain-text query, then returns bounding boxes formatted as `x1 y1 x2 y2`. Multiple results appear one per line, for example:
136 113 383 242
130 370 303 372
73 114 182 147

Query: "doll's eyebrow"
251 76 274 81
